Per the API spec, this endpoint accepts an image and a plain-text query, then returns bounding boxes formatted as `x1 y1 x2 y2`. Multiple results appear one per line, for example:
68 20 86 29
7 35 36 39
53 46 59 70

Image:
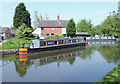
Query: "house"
75 32 91 37
0 27 12 39
33 15 69 37
11 30 20 37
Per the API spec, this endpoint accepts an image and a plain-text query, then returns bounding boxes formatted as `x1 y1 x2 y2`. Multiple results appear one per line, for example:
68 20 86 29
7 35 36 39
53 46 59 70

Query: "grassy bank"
0 38 30 50
98 64 120 83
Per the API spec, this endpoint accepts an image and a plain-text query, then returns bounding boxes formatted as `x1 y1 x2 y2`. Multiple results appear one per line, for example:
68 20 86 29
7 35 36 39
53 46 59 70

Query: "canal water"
1 41 120 82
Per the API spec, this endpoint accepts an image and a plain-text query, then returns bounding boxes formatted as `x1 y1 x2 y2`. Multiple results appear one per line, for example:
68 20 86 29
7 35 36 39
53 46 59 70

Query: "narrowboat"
18 37 87 53
86 36 117 41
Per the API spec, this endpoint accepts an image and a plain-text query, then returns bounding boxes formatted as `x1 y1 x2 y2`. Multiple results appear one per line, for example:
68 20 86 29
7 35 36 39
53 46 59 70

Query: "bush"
17 23 35 40
58 33 64 38
48 34 64 39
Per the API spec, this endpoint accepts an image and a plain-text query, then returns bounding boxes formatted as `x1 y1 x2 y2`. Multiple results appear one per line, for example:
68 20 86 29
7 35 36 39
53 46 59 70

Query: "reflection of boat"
17 54 28 62
19 58 28 62
28 47 86 67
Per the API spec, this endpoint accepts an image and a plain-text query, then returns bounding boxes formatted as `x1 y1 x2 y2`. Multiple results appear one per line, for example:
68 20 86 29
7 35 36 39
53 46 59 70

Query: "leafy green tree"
26 10 32 28
66 19 76 37
95 14 120 37
17 23 35 40
13 2 31 29
76 19 94 35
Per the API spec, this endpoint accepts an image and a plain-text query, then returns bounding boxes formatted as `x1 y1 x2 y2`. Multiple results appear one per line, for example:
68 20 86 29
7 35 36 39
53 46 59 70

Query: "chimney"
40 16 42 21
57 15 59 21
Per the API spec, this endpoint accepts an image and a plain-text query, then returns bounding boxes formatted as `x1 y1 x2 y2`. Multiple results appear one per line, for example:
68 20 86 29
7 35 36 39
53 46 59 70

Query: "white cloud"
0 0 119 2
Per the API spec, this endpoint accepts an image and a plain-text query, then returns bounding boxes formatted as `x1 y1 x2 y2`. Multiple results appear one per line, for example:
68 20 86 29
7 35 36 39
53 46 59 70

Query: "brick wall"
41 27 62 35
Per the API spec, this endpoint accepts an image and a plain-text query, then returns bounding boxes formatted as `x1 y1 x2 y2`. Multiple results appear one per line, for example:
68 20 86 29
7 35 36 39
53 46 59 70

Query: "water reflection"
30 47 86 67
2 42 120 81
87 42 120 64
14 55 31 77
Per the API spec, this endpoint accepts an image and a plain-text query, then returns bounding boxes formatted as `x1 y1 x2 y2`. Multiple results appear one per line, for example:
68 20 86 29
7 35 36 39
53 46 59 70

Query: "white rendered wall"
62 28 66 34
32 28 41 37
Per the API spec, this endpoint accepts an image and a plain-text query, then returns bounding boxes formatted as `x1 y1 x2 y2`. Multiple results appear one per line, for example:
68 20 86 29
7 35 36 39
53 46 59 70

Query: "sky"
0 0 119 28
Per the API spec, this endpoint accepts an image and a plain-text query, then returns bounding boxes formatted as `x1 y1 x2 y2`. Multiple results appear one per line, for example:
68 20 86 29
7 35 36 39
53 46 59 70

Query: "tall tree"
76 19 94 35
13 2 31 29
66 19 76 37
33 11 40 28
96 14 120 37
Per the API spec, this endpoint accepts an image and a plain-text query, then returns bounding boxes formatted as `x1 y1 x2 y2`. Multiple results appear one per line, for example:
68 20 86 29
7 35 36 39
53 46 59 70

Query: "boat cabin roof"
40 37 84 41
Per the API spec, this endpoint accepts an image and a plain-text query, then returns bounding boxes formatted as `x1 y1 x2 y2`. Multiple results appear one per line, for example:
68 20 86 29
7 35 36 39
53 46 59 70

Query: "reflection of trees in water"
82 43 120 64
14 59 32 77
98 45 120 64
80 47 96 60
2 56 16 62
67 58 76 65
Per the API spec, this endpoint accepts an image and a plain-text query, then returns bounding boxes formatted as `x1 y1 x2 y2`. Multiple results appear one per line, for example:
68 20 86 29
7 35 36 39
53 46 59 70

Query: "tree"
17 23 35 40
26 10 32 28
33 11 40 28
66 19 76 37
96 14 120 37
76 19 94 35
13 2 31 29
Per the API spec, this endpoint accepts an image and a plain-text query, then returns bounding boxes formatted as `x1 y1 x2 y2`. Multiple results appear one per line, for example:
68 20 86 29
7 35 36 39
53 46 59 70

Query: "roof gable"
38 20 69 28
0 27 10 33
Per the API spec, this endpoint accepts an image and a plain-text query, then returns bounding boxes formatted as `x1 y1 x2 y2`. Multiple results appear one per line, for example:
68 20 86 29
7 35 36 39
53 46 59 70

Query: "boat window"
54 41 57 44
69 40 70 43
75 39 76 42
44 41 46 46
62 40 64 44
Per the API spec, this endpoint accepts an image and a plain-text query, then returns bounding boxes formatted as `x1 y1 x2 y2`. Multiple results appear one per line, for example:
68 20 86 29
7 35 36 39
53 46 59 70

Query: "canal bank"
0 49 17 55
98 64 120 83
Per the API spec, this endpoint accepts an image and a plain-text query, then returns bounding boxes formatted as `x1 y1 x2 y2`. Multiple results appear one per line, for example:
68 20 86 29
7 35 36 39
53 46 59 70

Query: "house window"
51 28 54 31
46 34 49 36
41 27 44 30
51 33 54 35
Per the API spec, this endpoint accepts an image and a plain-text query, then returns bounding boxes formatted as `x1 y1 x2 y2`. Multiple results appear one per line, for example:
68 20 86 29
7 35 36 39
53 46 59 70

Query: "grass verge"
0 38 30 50
97 64 120 83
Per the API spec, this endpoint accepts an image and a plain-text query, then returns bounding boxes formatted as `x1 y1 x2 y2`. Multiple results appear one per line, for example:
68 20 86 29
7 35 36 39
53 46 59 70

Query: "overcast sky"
0 0 119 28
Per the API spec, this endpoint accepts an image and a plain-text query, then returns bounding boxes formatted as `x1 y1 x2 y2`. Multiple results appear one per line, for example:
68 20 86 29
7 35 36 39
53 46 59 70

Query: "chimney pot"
57 15 59 21
40 16 42 21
